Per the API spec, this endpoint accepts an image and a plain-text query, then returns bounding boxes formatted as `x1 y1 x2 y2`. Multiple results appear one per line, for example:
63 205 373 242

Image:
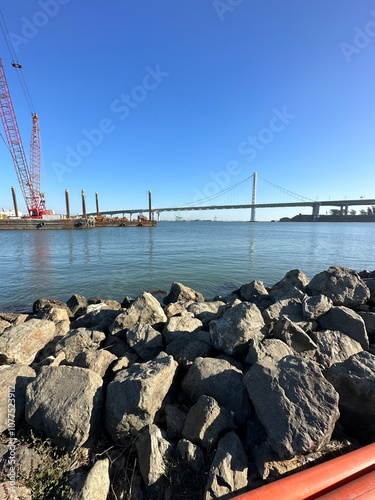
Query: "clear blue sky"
0 0 374 220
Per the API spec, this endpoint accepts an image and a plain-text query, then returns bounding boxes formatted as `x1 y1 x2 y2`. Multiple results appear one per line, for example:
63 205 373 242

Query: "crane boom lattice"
0 58 44 216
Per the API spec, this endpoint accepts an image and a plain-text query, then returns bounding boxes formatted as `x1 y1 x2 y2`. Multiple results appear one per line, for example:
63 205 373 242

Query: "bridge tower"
250 172 257 222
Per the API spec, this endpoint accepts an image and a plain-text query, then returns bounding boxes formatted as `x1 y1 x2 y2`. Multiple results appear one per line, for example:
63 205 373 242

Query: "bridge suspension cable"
177 174 254 208
258 175 315 202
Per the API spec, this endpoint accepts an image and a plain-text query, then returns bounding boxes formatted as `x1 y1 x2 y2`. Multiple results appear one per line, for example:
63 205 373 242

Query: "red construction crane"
0 58 46 217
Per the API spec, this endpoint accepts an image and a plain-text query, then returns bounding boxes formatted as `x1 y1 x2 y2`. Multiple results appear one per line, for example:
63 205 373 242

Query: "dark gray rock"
182 395 235 449
245 338 294 366
181 357 251 424
358 311 375 343
177 439 205 473
262 298 304 327
165 331 212 367
72 308 121 331
73 350 117 377
33 297 71 316
125 321 164 361
67 293 88 317
136 424 172 487
204 431 248 500
302 294 333 320
272 317 318 353
325 351 375 442
318 306 369 350
25 365 103 451
110 292 167 334
310 330 363 368
307 266 370 309
54 328 106 362
0 365 35 432
163 282 205 305
164 404 187 441
209 302 266 357
238 280 268 303
187 301 226 325
244 355 340 459
105 353 178 441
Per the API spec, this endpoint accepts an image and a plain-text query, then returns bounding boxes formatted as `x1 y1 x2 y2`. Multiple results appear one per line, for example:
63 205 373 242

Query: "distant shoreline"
279 214 375 223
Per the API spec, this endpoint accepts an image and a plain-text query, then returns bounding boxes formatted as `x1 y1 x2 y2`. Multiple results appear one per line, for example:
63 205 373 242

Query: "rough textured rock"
245 338 294 366
274 269 310 291
325 351 375 442
165 331 212 367
302 294 333 320
181 357 251 424
0 365 35 432
177 439 205 473
182 395 235 449
54 328 106 362
310 330 363 368
163 282 205 305
71 458 111 500
110 292 167 334
238 280 269 303
307 266 370 309
105 353 178 441
125 321 163 361
0 319 11 334
0 312 28 326
164 301 187 318
318 306 369 350
272 317 318 353
136 424 172 487
0 444 43 480
358 311 375 342
73 349 117 377
72 308 121 331
25 365 103 451
67 293 88 317
244 355 340 459
164 404 187 441
33 297 71 316
187 301 225 325
36 305 70 337
204 431 248 499
163 313 203 342
209 302 266 357
262 298 304 327
0 318 56 365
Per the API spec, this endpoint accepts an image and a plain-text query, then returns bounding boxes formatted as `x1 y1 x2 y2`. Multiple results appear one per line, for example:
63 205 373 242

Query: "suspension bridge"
86 173 375 221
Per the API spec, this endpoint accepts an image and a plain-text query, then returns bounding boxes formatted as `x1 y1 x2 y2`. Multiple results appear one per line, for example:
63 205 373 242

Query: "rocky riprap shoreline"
0 265 375 499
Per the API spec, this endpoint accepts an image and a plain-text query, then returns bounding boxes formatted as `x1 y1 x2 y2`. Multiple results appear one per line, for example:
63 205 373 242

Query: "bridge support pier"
250 172 257 222
312 202 320 220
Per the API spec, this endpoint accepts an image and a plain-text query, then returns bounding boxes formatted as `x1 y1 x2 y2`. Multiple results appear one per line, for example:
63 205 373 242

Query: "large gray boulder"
163 282 205 305
325 351 375 442
0 365 35 432
204 431 248 500
245 338 294 366
358 311 375 342
302 294 333 320
125 321 163 361
244 355 340 459
307 266 370 309
136 424 172 487
0 319 56 365
105 353 178 442
72 350 117 377
187 301 225 325
163 313 203 343
165 331 212 367
318 306 369 350
181 357 251 424
182 395 235 449
25 366 103 451
262 298 304 327
272 317 318 353
209 302 266 357
54 328 106 362
36 305 71 337
238 280 268 303
310 330 363 368
110 292 167 334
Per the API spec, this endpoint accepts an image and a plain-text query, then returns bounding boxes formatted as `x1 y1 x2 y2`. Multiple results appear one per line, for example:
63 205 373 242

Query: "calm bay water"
0 221 374 312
